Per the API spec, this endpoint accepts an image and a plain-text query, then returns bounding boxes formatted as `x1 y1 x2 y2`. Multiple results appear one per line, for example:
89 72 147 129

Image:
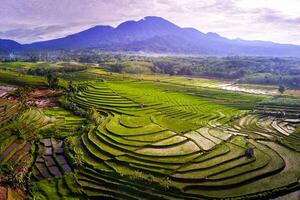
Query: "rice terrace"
1 0 300 199
0 59 299 199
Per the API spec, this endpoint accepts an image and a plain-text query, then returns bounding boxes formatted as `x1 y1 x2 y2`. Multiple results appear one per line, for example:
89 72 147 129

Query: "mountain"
0 39 22 52
1 16 300 56
24 25 114 50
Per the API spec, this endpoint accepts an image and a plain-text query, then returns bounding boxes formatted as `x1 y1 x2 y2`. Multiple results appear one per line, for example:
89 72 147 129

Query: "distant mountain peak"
140 16 169 22
116 20 137 29
140 16 179 27
206 32 221 37
1 16 300 57
117 16 179 29
75 25 113 35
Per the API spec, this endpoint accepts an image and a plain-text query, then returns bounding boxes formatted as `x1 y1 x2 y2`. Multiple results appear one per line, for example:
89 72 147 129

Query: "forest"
2 52 300 88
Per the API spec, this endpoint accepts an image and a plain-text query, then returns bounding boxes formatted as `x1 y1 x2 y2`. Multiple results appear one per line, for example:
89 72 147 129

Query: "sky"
0 0 300 45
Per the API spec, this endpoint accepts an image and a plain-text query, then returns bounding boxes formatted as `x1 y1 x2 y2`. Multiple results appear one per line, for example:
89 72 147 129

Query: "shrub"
47 73 59 89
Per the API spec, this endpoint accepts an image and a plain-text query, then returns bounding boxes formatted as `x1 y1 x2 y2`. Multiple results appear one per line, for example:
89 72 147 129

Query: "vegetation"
46 73 59 89
3 54 300 87
0 60 300 200
278 85 286 94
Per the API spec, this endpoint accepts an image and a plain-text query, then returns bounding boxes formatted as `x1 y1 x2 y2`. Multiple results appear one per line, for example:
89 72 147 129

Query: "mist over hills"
1 16 300 56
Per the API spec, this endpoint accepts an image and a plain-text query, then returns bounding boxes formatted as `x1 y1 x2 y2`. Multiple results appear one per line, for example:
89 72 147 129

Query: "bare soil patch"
0 187 6 200
0 86 16 98
27 88 63 108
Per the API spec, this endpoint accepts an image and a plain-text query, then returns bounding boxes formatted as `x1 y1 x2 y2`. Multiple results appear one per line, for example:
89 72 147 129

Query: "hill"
0 39 22 52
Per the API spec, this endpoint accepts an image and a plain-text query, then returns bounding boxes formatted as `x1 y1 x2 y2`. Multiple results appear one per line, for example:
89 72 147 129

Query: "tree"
68 81 77 93
0 162 28 189
87 107 102 125
12 128 24 139
47 73 59 89
13 87 30 104
278 85 285 95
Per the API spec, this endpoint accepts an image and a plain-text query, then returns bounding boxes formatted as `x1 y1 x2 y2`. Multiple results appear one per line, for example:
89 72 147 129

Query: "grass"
280 124 300 151
31 174 82 200
42 107 85 137
0 69 47 86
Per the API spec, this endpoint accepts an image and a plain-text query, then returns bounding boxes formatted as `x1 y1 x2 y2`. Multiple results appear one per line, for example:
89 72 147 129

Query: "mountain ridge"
0 39 23 52
1 16 300 56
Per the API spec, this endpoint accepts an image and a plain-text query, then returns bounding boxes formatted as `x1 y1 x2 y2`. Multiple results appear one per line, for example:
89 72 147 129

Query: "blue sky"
1 0 299 44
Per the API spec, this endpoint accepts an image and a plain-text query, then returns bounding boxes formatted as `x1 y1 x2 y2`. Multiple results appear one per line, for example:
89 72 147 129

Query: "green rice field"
0 62 299 199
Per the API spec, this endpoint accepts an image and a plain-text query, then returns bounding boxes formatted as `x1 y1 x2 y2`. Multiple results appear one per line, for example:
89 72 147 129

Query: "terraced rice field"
31 173 82 200
65 79 300 199
42 108 85 137
32 138 72 181
0 98 20 126
0 68 300 199
0 106 62 170
0 99 79 199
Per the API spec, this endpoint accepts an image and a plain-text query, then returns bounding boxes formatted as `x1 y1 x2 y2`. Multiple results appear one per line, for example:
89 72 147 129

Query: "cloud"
0 26 65 42
0 23 101 43
259 9 300 25
0 0 299 44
